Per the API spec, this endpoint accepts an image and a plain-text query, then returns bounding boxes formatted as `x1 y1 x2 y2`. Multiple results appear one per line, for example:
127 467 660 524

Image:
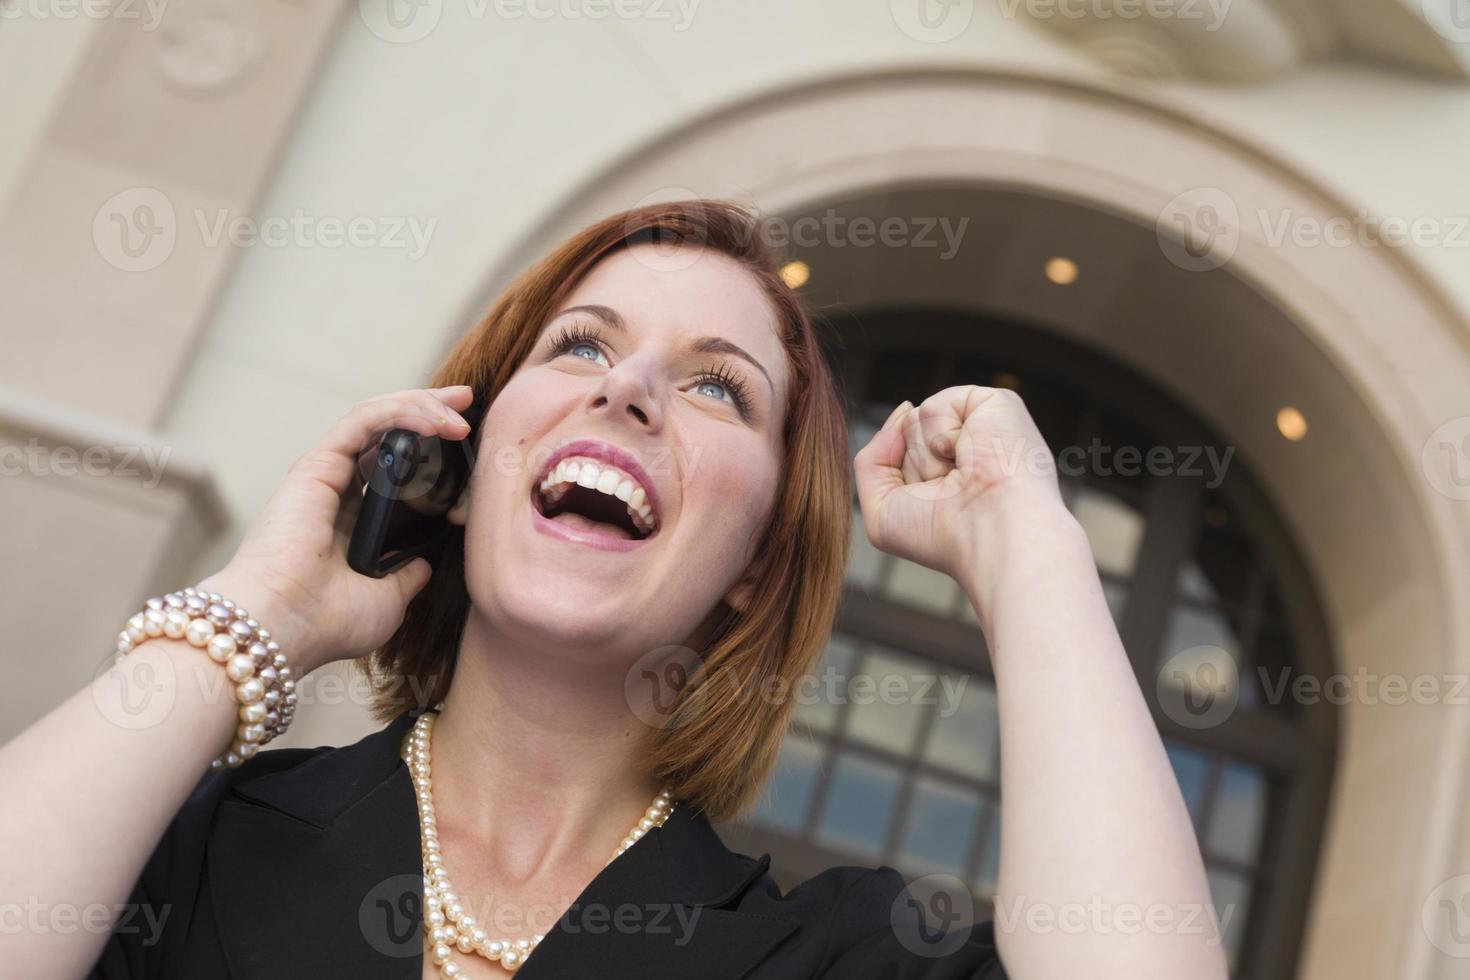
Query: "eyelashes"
544 322 604 358
543 321 754 416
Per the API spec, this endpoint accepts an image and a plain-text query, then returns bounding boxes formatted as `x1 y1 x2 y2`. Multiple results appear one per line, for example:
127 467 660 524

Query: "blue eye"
691 365 751 414
693 380 732 403
568 341 607 366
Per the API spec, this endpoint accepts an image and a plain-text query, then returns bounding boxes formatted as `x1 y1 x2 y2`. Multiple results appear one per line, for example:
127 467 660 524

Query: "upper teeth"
538 457 656 535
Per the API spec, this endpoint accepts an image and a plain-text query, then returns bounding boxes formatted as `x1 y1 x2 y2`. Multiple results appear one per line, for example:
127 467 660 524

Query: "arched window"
719 308 1338 980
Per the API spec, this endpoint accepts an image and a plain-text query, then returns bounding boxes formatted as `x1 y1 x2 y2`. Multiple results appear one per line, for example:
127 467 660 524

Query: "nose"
587 356 664 432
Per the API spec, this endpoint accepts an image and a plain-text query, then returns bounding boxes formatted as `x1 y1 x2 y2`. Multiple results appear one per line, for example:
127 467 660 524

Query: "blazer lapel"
515 802 798 980
208 708 426 978
208 708 798 979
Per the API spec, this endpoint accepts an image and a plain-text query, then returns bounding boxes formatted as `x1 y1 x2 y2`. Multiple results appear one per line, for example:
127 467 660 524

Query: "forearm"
0 638 238 979
961 492 1227 979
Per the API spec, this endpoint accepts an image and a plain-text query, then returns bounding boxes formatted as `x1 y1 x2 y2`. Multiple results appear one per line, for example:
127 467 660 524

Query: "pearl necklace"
402 709 675 975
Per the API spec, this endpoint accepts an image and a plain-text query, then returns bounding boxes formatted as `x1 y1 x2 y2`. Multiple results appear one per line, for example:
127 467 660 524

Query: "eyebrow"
554 303 775 393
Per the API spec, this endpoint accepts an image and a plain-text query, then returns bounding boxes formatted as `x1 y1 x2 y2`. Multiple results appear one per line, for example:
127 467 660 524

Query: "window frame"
718 308 1337 980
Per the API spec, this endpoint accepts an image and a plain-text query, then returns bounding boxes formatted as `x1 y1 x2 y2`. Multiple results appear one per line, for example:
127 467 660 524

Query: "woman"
1 201 1227 979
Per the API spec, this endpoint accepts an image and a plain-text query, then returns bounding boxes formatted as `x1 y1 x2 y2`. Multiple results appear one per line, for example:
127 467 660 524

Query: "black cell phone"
346 392 488 578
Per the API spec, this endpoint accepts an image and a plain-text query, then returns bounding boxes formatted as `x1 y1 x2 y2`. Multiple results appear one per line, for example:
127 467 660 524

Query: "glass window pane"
1069 485 1144 578
816 753 903 858
1165 740 1212 829
1177 561 1216 602
974 805 1001 897
1162 603 1242 658
898 777 982 874
846 648 930 755
1249 627 1297 716
884 558 960 616
793 634 858 735
1207 868 1253 970
1207 762 1267 866
957 592 980 626
1157 605 1248 708
922 678 999 782
1101 578 1128 626
848 417 879 462
1191 492 1256 608
1262 577 1290 630
753 731 825 833
847 505 885 589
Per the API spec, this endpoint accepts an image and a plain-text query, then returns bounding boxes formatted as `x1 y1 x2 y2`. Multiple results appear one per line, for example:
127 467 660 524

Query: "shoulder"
89 741 343 979
136 713 410 905
731 861 1009 979
170 740 338 834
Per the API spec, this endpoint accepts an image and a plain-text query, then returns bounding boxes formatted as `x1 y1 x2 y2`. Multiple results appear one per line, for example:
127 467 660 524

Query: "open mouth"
531 456 659 542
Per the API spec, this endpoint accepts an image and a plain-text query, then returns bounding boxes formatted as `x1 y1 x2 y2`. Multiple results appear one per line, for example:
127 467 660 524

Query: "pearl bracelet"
115 586 297 770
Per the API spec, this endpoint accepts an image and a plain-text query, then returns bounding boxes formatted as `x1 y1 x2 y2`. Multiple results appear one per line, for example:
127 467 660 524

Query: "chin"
474 566 650 655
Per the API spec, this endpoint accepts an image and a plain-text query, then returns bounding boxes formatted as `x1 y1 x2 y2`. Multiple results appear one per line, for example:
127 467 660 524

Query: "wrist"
957 486 1088 624
196 568 319 671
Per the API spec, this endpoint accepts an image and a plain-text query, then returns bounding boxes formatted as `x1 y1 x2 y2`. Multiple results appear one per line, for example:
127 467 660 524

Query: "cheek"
475 375 566 483
695 445 781 554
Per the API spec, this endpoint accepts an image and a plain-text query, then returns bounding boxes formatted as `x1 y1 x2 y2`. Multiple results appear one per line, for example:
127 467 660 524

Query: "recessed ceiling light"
1045 257 1079 285
1276 406 1307 441
779 260 810 289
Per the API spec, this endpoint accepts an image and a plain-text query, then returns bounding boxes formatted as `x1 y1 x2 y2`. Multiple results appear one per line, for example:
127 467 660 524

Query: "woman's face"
451 243 790 663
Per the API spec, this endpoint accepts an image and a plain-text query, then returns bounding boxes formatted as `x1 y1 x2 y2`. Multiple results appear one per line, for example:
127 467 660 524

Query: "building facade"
3 3 1470 977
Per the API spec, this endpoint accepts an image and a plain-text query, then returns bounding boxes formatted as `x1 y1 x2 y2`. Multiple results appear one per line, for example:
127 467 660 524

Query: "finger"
921 396 963 461
430 384 476 411
854 401 912 534
296 394 471 499
380 556 433 606
344 387 480 500
899 398 950 485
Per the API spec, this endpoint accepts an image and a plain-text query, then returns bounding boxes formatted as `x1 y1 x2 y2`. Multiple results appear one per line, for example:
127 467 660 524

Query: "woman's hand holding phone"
195 385 475 678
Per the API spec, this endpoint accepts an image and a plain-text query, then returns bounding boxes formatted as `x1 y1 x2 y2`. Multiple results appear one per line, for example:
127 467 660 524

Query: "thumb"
383 556 434 606
854 401 911 519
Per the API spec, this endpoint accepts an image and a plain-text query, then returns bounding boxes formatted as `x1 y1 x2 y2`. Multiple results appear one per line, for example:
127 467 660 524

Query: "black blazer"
92 708 1007 978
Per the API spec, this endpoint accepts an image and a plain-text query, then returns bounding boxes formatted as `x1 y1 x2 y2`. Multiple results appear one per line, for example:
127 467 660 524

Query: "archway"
451 69 1470 980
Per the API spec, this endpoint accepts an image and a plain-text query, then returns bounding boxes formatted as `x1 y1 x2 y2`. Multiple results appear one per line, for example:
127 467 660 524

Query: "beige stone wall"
2 3 1469 977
